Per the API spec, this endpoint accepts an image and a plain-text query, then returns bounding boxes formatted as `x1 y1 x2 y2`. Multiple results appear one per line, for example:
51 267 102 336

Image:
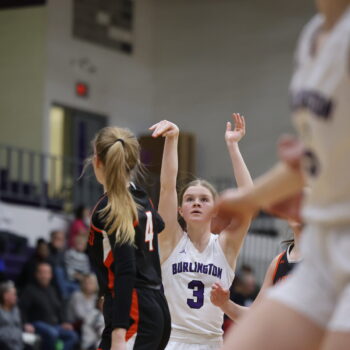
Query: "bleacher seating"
0 231 33 282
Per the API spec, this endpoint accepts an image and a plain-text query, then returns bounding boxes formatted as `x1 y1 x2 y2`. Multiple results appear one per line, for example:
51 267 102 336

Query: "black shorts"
98 288 171 350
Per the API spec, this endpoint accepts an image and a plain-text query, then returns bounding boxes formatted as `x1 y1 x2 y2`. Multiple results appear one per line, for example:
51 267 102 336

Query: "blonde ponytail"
93 127 140 244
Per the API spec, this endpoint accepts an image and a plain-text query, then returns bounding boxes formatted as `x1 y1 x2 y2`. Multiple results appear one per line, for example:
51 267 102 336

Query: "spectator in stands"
48 230 66 267
19 262 78 350
230 265 259 307
48 230 75 299
67 205 90 248
0 280 40 350
64 234 90 284
67 274 104 350
17 238 50 290
0 280 24 350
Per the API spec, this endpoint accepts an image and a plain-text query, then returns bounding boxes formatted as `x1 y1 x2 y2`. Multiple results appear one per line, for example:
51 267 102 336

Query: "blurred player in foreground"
216 1 350 349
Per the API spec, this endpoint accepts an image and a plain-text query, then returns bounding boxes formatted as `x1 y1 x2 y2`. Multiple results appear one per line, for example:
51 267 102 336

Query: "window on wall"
73 0 134 54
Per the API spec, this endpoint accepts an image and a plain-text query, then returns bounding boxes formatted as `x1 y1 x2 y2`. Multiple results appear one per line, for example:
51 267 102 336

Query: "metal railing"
0 144 103 211
236 233 281 284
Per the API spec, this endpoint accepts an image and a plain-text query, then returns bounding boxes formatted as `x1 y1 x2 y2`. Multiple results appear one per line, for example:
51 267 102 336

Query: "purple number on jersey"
187 280 204 309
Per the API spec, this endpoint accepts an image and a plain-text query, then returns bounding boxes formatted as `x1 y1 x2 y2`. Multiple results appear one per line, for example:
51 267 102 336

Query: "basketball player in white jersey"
149 114 253 350
214 1 350 349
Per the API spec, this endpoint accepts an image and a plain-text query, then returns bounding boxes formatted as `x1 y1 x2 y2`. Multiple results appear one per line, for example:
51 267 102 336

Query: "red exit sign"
75 82 89 98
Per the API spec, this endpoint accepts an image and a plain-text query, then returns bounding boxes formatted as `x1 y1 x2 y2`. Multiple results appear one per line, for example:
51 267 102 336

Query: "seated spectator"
48 230 74 299
19 262 79 350
48 230 66 268
0 280 24 350
230 265 259 307
0 280 39 350
67 274 104 350
64 234 90 284
81 299 104 350
17 238 50 290
67 205 89 248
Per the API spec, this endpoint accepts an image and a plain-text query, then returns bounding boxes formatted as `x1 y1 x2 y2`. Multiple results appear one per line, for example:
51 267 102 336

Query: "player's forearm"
160 135 178 190
158 134 180 226
227 142 253 189
246 162 304 210
111 328 126 346
221 300 248 321
112 244 136 329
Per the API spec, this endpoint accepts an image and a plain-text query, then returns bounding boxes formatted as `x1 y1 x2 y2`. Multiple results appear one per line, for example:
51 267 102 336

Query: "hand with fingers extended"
210 282 230 308
149 120 179 139
225 113 246 145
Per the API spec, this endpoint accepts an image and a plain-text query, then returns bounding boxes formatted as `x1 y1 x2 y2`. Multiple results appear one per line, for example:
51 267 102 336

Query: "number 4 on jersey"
145 211 154 251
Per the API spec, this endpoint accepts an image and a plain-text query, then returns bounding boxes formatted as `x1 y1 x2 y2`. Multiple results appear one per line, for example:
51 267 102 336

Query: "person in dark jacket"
19 262 78 350
17 238 50 290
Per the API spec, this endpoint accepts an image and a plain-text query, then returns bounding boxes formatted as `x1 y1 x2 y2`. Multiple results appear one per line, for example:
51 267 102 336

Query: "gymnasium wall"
0 0 314 180
43 0 157 152
152 0 315 180
0 6 46 152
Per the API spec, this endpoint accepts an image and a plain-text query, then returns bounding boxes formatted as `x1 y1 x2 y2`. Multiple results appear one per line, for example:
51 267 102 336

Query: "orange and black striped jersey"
88 183 165 329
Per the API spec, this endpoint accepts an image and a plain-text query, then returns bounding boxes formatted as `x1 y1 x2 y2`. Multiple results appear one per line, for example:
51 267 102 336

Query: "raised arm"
216 133 305 225
219 113 253 267
218 161 304 223
225 113 253 189
149 120 183 263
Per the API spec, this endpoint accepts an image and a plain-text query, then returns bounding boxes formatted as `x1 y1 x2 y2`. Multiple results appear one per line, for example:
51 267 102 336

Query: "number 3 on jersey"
145 211 154 251
187 280 204 309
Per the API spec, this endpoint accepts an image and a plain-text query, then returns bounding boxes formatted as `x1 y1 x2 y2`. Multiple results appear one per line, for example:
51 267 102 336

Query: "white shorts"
268 224 350 331
165 340 222 350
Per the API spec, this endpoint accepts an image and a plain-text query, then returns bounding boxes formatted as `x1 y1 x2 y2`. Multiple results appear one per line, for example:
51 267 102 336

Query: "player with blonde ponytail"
94 127 139 245
88 126 171 350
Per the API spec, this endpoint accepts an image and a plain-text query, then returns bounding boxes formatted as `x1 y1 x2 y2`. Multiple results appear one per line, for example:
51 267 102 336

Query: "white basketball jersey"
162 233 235 344
290 7 350 226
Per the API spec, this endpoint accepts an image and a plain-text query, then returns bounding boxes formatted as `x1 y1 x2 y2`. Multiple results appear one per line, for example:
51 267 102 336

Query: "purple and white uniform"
162 233 234 349
269 7 350 332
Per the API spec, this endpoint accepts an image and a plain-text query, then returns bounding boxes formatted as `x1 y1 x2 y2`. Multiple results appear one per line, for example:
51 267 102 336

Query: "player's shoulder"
270 251 286 273
130 182 151 207
294 14 324 66
91 194 108 229
274 250 287 265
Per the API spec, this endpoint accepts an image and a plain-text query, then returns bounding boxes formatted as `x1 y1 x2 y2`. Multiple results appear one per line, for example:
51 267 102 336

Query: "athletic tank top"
290 7 350 226
88 184 165 294
272 244 299 285
162 233 235 344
